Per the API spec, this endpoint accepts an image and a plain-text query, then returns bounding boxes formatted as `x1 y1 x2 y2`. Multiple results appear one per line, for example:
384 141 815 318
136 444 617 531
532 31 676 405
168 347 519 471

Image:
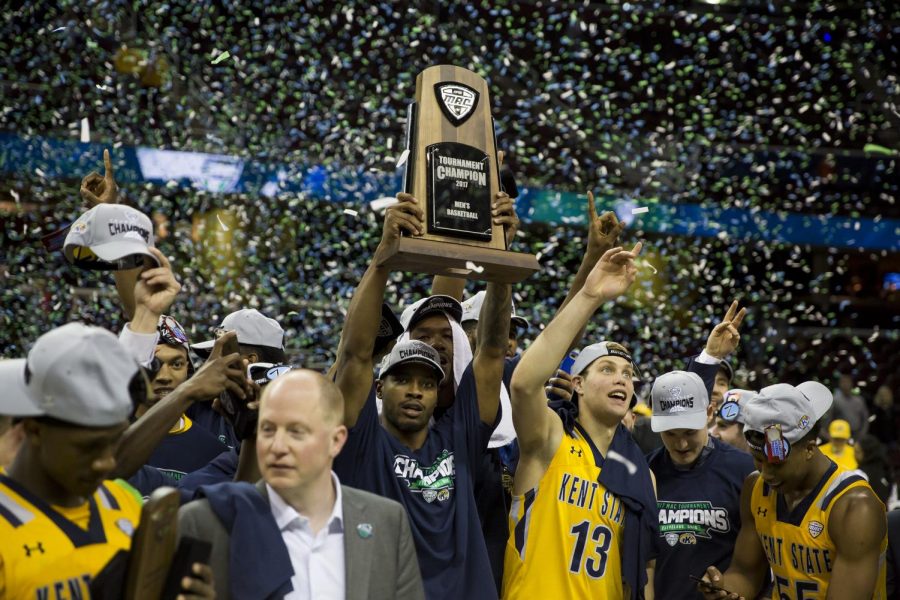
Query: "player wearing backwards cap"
0 323 214 598
646 303 756 600
332 192 513 600
502 242 658 599
445 190 627 593
700 382 887 600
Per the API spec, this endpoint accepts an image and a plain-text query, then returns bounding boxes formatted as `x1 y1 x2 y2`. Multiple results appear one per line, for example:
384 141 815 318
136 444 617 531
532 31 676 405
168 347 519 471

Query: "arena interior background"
1 0 898 400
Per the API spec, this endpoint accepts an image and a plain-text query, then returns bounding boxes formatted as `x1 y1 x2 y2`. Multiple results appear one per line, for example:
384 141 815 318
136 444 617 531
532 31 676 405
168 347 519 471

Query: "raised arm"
510 243 641 492
825 488 887 600
472 280 512 425
79 149 142 320
111 331 247 479
557 192 624 353
558 192 624 312
700 472 769 600
688 300 746 399
334 193 424 428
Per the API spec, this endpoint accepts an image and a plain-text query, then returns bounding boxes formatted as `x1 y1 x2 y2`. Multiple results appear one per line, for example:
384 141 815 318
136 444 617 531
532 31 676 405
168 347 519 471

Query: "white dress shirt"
266 473 346 600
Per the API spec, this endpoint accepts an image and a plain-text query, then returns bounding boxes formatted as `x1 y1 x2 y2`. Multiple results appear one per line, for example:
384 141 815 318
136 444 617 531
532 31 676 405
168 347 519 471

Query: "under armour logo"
756 507 767 517
570 446 583 457
23 542 45 557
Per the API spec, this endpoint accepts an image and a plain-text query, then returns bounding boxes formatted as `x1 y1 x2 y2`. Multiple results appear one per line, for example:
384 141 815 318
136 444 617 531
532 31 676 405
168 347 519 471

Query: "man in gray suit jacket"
178 370 424 600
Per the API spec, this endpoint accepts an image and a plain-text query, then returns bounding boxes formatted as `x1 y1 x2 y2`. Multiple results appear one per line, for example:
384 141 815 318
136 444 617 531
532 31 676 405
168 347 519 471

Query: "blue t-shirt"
129 450 239 502
185 402 240 450
647 437 755 599
129 465 177 498
333 362 497 600
146 417 228 481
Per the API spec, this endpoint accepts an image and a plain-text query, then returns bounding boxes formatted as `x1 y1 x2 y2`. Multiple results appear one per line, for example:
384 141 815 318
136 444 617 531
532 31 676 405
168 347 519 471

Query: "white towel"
375 313 516 448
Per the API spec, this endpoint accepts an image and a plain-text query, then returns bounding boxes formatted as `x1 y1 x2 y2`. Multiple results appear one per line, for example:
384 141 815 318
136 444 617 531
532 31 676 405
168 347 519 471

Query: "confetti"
80 117 90 143
0 1 895 396
369 197 398 211
51 26 66 32
211 51 231 65
631 207 649 215
465 261 485 274
863 144 894 156
396 149 410 168
216 213 230 231
343 208 358 216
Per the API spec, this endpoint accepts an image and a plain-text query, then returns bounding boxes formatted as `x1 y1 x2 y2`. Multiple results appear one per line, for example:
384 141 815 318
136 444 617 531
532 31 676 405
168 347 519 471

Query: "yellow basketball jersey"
502 429 626 599
0 475 142 599
751 463 887 600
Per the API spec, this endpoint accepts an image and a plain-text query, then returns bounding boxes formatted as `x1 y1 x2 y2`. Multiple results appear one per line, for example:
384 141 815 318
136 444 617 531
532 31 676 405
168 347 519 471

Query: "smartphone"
689 574 731 595
161 537 213 600
559 351 579 374
220 331 240 357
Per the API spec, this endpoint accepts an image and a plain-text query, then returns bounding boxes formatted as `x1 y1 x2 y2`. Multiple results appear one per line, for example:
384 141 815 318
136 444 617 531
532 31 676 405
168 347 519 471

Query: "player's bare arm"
335 193 424 428
825 487 887 600
510 244 641 494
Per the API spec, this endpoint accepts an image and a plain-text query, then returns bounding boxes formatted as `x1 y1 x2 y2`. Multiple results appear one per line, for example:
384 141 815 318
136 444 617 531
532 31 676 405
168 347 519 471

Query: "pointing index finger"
586 190 598 222
103 149 114 181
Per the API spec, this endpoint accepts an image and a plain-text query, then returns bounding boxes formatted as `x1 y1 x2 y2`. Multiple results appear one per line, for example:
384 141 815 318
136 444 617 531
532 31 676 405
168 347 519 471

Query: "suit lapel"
255 479 270 505
342 487 373 600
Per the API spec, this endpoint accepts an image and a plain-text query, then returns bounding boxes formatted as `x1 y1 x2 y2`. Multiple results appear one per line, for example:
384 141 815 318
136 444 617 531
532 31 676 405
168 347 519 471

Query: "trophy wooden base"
124 487 180 600
379 237 540 283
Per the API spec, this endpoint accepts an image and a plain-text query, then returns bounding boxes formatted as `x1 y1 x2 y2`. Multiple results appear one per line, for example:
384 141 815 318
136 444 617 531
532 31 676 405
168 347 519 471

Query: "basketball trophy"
379 65 540 283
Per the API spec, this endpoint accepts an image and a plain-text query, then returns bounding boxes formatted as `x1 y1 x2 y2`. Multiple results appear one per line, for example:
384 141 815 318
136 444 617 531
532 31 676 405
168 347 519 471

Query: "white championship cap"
64 204 159 271
650 370 709 432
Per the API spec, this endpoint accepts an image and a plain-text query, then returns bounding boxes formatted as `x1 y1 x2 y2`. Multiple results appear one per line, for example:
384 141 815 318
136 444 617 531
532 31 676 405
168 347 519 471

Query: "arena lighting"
135 148 244 193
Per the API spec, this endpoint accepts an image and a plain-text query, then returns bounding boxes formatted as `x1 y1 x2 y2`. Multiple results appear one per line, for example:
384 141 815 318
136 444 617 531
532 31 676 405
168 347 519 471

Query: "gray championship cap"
0 359 38 417
192 309 285 353
650 370 709 432
378 340 445 382
1 323 138 427
460 290 529 330
64 204 159 271
399 296 463 331
740 382 833 445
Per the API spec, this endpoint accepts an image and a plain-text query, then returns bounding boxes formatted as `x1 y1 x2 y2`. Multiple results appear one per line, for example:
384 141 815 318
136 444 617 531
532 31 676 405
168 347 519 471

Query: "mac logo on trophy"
380 65 540 284
435 83 479 125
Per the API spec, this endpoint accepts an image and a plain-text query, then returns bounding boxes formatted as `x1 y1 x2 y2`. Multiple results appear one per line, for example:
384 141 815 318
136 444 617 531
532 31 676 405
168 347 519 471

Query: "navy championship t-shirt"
647 437 755 599
333 362 497 600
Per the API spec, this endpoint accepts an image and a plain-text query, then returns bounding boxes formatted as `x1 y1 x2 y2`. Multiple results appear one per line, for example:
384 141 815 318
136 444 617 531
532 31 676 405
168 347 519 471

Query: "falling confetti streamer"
465 261 485 274
211 51 231 65
0 1 894 392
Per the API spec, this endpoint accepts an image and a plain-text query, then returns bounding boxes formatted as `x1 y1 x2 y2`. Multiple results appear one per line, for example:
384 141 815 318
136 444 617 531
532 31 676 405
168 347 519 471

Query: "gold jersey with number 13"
502 429 626 599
